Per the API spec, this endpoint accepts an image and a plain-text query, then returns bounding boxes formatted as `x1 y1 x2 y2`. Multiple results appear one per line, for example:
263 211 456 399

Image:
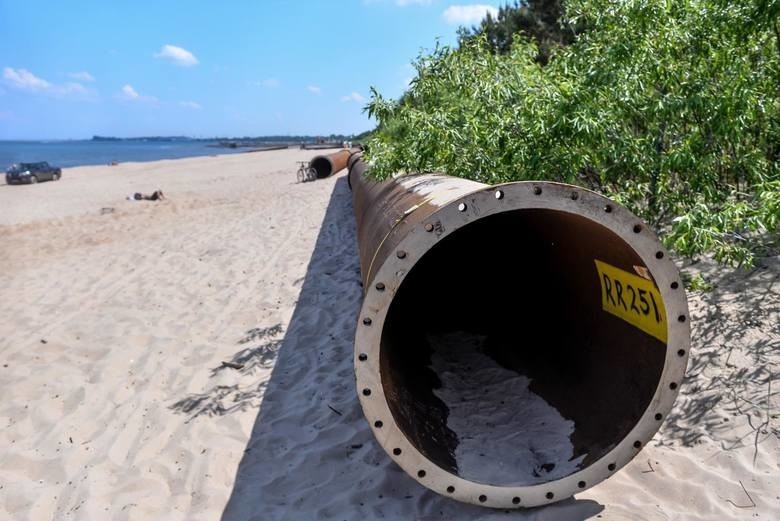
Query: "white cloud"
3 67 97 99
116 84 157 104
341 92 366 103
119 84 140 99
61 82 90 95
179 100 202 110
262 78 280 88
69 71 95 82
3 68 51 90
442 4 498 25
307 85 322 95
154 44 199 67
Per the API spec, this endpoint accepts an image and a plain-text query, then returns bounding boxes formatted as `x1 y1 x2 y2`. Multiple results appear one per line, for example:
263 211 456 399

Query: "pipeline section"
309 149 352 179
348 153 691 508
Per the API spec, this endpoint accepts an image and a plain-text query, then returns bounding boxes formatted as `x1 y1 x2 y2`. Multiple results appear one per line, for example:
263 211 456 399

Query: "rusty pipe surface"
348 155 690 508
309 149 351 179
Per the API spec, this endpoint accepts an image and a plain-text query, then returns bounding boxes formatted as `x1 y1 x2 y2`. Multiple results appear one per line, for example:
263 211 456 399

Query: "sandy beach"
0 148 777 520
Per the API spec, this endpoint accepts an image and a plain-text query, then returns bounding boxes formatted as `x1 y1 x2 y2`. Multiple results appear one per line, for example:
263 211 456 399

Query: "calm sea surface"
0 140 248 169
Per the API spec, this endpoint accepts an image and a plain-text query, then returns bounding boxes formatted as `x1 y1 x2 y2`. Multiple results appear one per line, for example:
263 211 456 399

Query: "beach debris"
220 361 244 370
327 404 343 416
40 338 47 344
100 207 115 215
723 480 756 509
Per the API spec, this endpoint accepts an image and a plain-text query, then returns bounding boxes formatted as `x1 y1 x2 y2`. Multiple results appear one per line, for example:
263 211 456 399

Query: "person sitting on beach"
127 190 165 201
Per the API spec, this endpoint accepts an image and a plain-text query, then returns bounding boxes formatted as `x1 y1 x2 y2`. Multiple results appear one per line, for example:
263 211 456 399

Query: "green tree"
459 1 580 64
366 0 779 266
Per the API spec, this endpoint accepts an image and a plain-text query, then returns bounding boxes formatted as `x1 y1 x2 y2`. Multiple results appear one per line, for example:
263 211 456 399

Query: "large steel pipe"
310 149 351 179
348 155 690 508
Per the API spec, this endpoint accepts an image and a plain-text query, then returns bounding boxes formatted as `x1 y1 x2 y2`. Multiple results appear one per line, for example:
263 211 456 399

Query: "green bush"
366 0 779 266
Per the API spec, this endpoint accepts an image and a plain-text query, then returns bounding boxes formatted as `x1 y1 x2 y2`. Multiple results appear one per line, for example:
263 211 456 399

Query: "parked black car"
5 162 62 184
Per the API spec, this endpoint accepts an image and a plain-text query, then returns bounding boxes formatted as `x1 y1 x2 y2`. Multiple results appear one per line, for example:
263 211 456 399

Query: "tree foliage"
458 0 579 64
366 0 779 266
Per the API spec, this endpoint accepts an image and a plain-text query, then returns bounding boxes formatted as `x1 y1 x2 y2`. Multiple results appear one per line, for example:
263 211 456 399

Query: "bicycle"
296 161 317 183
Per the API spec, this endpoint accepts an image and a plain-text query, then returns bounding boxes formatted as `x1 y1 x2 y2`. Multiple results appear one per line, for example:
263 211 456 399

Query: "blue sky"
0 0 500 139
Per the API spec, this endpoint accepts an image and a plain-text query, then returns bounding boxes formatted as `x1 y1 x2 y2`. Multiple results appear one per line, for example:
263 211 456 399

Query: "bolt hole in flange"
378 206 672 494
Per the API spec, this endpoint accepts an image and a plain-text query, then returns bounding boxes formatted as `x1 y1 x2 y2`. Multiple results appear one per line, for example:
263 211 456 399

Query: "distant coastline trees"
365 0 779 266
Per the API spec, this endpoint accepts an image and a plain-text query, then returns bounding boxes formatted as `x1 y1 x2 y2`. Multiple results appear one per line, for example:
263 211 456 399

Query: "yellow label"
594 260 667 343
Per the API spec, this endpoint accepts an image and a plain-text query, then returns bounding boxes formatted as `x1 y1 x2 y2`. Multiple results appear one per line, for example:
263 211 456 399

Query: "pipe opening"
310 157 334 179
380 208 666 486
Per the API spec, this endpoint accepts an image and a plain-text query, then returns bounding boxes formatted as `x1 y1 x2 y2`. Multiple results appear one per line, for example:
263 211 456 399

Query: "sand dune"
0 149 776 520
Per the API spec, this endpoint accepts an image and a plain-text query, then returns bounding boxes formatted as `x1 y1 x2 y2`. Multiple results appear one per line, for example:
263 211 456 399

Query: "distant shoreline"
1 139 356 169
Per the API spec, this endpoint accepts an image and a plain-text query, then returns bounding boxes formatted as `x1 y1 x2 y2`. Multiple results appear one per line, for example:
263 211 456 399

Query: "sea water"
0 140 247 169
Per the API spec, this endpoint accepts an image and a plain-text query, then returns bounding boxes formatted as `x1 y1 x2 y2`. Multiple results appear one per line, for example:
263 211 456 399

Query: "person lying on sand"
127 190 165 201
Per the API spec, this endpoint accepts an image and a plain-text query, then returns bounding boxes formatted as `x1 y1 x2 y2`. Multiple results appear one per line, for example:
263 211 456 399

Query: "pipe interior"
380 208 666 486
310 157 332 178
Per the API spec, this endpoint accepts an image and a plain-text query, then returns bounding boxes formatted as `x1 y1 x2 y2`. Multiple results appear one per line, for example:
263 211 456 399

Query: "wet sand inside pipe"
429 332 585 486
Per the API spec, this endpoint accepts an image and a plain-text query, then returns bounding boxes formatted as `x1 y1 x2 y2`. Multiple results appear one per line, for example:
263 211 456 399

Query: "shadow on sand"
169 323 285 422
214 176 602 520
658 255 778 453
